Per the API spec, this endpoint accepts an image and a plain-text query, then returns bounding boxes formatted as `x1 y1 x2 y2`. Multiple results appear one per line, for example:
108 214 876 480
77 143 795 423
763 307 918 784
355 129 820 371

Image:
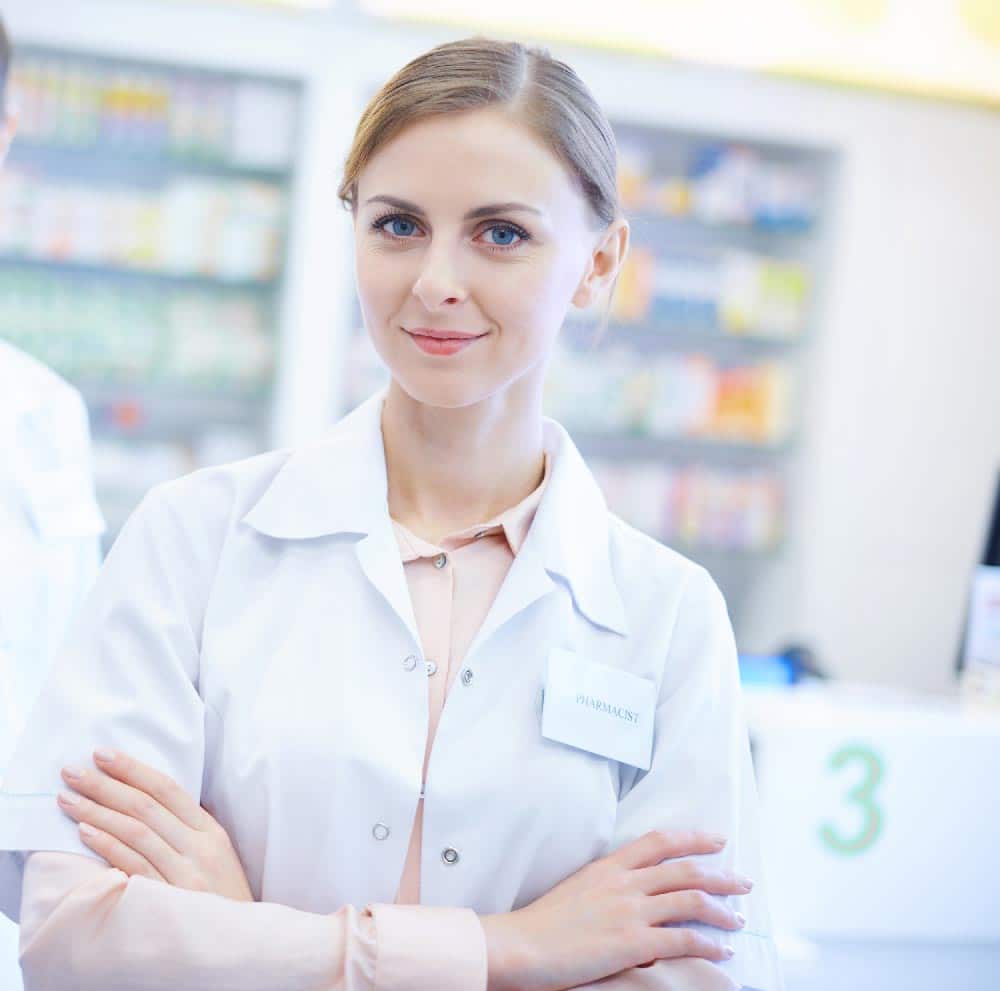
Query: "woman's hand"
480 829 752 991
56 748 254 903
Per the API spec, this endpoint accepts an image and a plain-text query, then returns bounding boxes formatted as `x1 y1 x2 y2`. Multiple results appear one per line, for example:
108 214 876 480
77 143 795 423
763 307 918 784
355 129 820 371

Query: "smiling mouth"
405 328 488 341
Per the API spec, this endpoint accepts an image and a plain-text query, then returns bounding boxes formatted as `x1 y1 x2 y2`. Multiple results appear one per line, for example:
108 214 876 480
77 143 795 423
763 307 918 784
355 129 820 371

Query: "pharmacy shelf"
4 44 302 544
82 379 270 420
0 255 279 293
670 541 784 561
573 431 793 464
7 140 292 187
562 318 802 356
627 211 815 241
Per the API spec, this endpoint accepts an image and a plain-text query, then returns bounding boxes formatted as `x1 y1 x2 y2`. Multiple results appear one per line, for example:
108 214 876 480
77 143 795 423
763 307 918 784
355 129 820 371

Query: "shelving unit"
0 46 303 543
340 118 836 629
560 121 836 622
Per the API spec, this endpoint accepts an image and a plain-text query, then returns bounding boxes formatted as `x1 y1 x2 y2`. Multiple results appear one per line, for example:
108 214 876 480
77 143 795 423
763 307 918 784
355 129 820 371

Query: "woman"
0 38 781 991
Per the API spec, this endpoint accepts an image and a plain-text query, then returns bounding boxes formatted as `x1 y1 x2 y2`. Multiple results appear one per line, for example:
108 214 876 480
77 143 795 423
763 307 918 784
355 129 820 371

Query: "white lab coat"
0 340 105 773
0 340 105 991
0 384 782 990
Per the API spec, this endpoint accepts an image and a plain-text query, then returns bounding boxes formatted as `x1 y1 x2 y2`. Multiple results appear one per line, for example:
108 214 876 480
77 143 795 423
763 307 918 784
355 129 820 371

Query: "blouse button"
402 655 418 671
433 552 447 569
441 846 460 865
425 659 438 677
372 822 390 841
461 669 474 687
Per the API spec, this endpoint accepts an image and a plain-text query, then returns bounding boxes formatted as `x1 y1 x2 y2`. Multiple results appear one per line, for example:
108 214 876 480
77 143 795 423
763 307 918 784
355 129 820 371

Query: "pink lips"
407 328 486 340
405 328 487 356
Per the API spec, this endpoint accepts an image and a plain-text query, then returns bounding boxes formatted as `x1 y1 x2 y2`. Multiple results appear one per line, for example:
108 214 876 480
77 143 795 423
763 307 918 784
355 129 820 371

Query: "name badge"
541 647 656 770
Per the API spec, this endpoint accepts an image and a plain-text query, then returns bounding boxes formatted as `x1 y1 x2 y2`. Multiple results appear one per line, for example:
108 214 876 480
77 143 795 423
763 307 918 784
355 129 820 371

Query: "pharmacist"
0 36 780 991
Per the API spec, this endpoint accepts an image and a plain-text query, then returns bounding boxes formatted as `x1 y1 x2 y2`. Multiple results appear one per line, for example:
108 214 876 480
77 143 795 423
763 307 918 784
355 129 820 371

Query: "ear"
571 217 630 310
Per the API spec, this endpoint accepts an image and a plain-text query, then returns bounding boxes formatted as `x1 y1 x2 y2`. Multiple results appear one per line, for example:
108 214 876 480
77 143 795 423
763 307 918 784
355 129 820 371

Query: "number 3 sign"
819 744 885 855
746 688 1000 941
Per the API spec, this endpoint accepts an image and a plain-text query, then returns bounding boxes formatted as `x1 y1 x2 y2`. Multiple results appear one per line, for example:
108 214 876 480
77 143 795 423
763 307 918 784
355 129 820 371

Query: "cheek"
488 255 579 331
354 245 411 322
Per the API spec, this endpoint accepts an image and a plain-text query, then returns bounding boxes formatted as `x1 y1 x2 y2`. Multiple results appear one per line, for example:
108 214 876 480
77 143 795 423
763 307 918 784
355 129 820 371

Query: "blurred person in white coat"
0 16 105 991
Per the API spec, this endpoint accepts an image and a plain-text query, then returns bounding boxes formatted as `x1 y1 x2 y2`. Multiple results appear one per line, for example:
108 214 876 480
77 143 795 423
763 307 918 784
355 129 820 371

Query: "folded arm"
18 851 486 991
20 851 738 991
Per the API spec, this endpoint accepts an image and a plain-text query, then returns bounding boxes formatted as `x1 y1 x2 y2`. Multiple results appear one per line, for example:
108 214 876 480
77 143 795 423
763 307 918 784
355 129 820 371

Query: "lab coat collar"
243 385 628 636
392 448 550 562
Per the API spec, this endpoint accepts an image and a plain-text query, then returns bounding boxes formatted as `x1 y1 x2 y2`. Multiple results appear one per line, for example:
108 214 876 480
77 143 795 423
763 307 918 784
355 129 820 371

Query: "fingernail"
735 913 747 927
94 748 116 763
738 876 755 891
57 791 80 806
723 945 735 959
62 765 85 781
710 834 727 847
79 823 98 838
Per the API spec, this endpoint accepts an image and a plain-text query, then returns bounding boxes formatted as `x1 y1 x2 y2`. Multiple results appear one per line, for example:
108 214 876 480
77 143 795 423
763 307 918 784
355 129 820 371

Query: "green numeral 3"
819 744 884 855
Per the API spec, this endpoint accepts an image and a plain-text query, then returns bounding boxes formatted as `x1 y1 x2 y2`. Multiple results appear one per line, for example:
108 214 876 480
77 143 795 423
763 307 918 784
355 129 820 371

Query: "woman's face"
353 106 625 408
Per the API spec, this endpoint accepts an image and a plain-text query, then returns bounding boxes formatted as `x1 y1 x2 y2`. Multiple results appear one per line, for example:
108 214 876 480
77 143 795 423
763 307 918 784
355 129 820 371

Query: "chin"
389 372 492 410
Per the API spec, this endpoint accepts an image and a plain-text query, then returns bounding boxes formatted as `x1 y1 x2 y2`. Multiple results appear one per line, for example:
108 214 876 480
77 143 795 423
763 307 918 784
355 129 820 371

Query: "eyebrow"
364 195 542 221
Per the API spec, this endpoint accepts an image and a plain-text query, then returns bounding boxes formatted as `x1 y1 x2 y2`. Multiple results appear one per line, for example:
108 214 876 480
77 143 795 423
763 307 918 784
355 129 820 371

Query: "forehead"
356 107 584 217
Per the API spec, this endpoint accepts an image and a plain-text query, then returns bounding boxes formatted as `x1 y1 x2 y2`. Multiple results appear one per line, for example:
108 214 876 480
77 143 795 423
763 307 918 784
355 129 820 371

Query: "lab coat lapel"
462 533 555 667
338 386 423 649
462 417 630 665
354 518 422 651
243 385 423 648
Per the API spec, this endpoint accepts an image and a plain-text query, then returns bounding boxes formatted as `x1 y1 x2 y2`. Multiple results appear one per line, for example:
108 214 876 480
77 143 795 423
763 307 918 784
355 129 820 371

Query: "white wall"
5 0 1000 692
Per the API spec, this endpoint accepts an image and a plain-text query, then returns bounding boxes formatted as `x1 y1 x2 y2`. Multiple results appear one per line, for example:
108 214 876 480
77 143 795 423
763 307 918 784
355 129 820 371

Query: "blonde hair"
338 36 621 343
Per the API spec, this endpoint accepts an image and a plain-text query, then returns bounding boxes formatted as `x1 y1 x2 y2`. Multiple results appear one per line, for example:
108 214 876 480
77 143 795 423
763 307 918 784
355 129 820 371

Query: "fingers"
646 889 746 934
649 926 737 965
74 821 168 884
613 829 727 870
634 858 754 897
92 749 207 830
57 788 185 881
59 762 191 859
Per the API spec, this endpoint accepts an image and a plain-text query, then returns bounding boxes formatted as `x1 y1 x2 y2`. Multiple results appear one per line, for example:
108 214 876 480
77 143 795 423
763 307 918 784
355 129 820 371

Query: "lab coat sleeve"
608 565 783 991
18 850 488 991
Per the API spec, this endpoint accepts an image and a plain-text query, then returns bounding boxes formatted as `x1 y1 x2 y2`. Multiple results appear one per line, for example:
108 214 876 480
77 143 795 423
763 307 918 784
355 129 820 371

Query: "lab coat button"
441 846 460 865
425 659 438 676
372 822 390 841
433 552 447 569
402 655 418 671
461 669 474 686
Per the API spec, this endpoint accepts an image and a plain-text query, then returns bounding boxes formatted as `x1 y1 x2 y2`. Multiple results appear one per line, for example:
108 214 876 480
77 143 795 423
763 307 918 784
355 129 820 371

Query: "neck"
381 378 547 539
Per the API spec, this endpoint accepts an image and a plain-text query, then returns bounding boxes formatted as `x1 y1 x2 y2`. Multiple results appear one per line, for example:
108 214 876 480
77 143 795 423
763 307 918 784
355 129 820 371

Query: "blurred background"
0 1 998 988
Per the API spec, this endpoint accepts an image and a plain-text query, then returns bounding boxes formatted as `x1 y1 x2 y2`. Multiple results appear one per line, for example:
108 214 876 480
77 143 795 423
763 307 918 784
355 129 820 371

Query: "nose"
411 242 467 310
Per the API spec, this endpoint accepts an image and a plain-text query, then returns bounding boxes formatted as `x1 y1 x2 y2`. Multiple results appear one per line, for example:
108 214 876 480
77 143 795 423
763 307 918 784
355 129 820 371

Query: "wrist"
480 909 539 991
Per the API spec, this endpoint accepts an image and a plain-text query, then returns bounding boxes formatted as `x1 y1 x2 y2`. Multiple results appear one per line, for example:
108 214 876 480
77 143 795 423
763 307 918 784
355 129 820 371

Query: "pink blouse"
16 451 736 991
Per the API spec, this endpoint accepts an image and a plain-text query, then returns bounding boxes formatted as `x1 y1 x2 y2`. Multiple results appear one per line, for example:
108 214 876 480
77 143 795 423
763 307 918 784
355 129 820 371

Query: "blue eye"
484 225 521 246
388 217 418 237
370 213 422 240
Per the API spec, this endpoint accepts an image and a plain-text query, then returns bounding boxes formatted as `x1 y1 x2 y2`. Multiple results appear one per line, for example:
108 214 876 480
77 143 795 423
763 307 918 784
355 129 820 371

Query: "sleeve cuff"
368 903 488 991
0 790 104 923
